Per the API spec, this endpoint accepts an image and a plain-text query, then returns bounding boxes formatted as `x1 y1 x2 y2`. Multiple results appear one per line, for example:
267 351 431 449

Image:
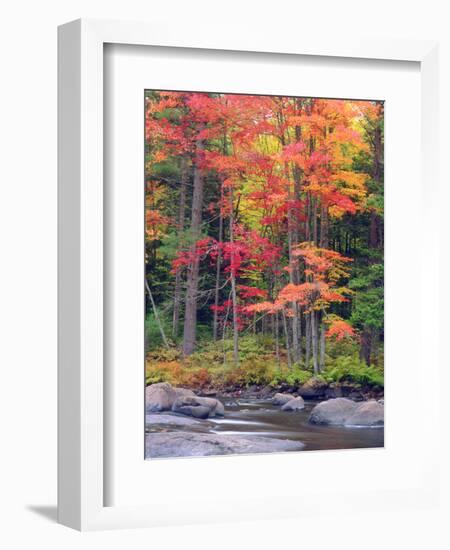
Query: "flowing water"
213 397 384 451
148 397 384 452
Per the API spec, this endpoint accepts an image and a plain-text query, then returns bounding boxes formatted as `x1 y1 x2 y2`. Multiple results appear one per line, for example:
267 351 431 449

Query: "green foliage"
147 347 181 362
145 310 174 350
325 337 360 360
231 359 277 386
146 366 171 385
270 365 313 387
146 331 384 391
323 355 384 387
349 263 384 331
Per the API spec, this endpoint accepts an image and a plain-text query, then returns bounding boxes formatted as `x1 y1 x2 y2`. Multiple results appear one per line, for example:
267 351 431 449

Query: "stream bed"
146 397 384 458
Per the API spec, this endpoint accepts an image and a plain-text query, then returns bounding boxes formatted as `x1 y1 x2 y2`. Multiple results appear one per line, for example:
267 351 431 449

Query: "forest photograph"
144 90 384 459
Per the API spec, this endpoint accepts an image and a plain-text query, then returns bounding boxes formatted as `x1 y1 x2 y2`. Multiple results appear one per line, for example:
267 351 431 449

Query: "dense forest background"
144 91 384 392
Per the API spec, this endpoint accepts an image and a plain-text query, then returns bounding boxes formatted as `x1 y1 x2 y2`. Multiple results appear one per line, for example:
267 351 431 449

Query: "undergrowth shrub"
270 365 313 387
323 355 384 387
145 343 384 390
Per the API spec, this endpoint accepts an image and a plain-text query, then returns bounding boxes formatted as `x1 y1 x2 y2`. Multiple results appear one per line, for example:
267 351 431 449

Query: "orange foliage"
326 319 356 341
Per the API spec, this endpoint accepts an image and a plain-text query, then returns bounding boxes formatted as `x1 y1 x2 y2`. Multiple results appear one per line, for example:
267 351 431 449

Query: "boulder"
145 383 197 412
193 396 225 416
172 395 225 418
145 382 177 412
298 377 329 398
345 400 384 427
281 396 305 411
174 387 196 398
146 432 305 458
309 398 358 425
272 392 295 406
213 399 225 416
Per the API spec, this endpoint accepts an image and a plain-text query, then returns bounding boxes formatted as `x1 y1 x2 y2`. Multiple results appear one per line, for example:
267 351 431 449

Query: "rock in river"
146 432 305 458
309 398 358 425
172 395 225 418
309 397 384 427
281 396 305 411
272 392 295 406
344 400 384 427
145 382 195 412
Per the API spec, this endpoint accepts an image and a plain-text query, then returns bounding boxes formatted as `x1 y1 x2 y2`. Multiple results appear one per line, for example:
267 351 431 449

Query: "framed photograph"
58 18 439 530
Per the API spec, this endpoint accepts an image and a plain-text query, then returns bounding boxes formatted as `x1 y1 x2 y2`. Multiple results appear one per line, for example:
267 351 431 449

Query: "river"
147 397 384 454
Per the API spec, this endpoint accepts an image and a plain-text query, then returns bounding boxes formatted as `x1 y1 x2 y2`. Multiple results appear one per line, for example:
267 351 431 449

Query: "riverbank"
194 378 384 402
146 338 384 405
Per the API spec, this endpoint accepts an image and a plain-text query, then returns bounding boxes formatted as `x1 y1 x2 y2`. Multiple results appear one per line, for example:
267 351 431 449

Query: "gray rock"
345 400 384 427
145 383 197 412
146 413 203 426
145 382 177 412
309 398 358 425
281 396 305 411
272 392 295 406
209 398 225 416
146 432 305 458
378 398 384 405
172 395 225 418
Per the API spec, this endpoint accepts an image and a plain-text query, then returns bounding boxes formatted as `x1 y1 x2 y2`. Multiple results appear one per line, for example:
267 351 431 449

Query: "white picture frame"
58 18 440 531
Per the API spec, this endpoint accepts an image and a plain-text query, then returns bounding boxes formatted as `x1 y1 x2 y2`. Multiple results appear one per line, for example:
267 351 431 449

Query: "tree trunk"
313 197 318 246
319 314 326 372
320 203 328 248
311 309 319 375
288 215 300 363
369 211 380 249
306 193 311 242
182 128 204 356
305 312 311 369
229 187 239 365
282 309 292 369
280 102 301 364
360 328 372 366
274 312 280 365
172 157 188 338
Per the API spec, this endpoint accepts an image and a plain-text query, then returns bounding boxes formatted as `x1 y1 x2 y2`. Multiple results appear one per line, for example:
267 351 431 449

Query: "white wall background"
0 0 448 548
